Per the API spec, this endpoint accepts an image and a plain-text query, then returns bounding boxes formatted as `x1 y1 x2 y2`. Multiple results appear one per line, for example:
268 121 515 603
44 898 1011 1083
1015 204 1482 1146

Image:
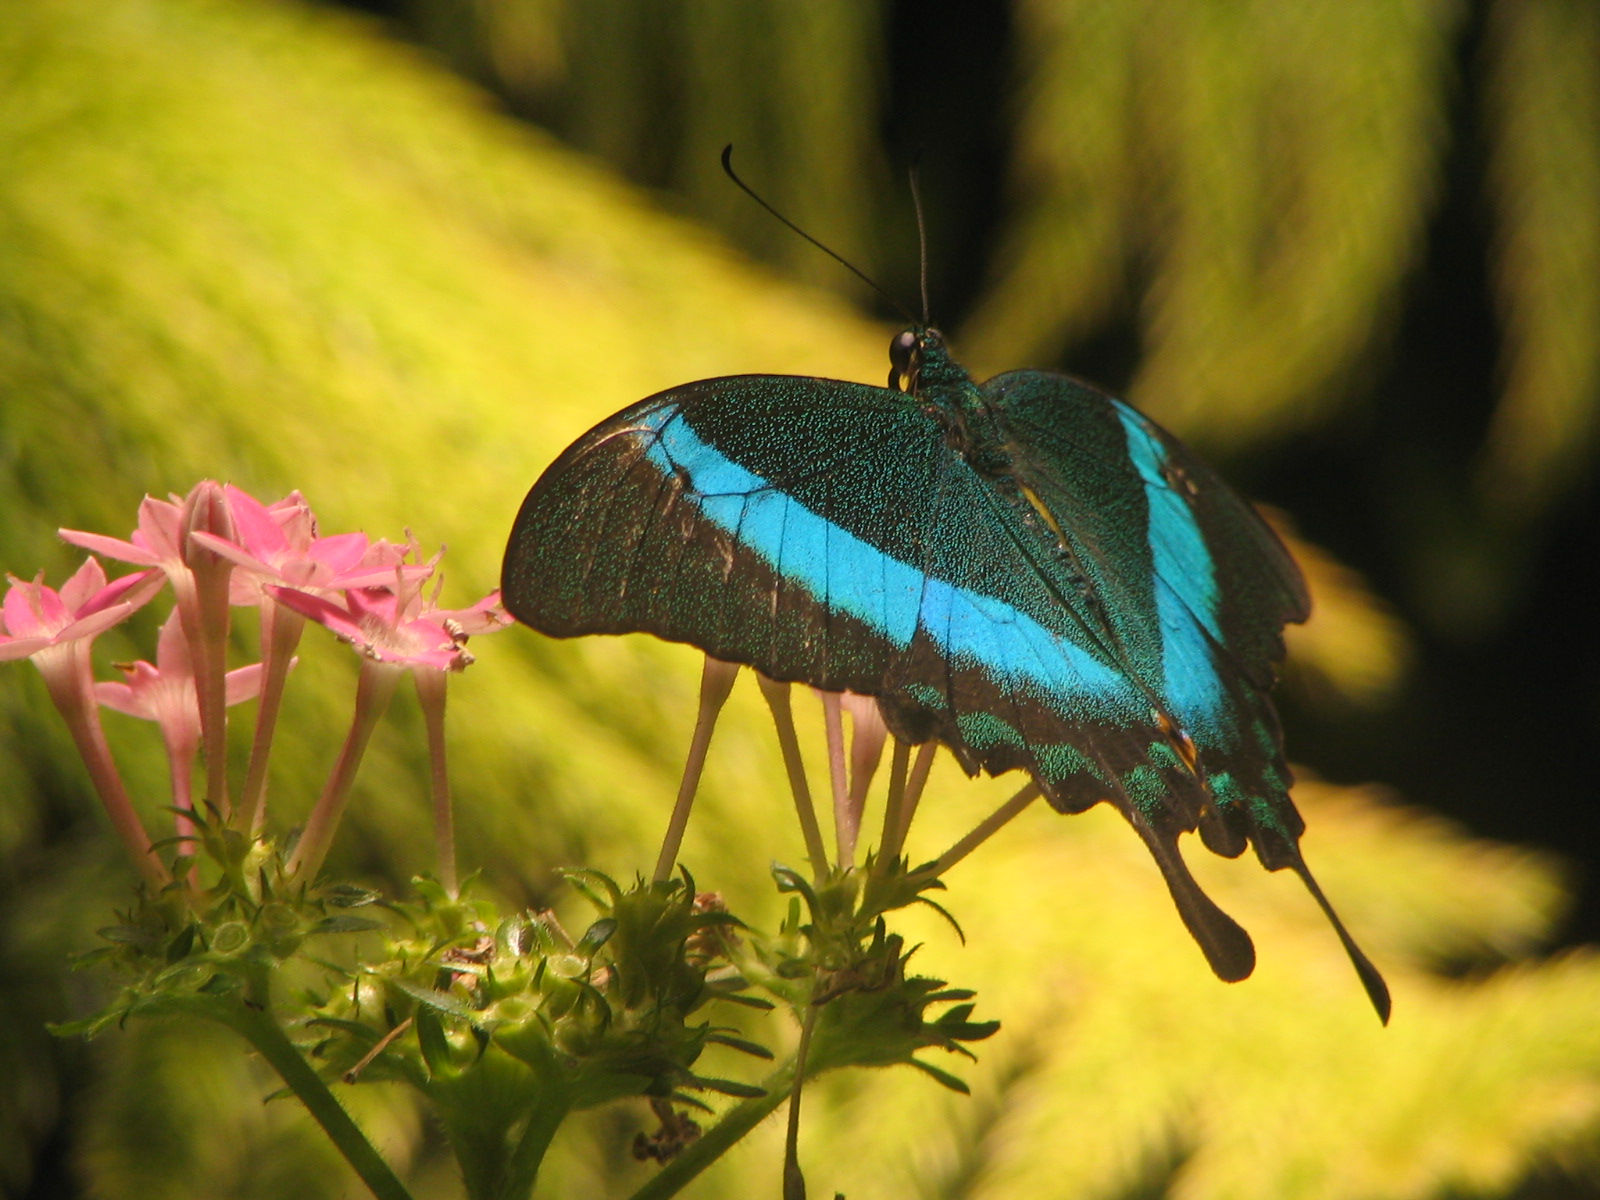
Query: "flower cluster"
1 480 506 894
8 482 999 1200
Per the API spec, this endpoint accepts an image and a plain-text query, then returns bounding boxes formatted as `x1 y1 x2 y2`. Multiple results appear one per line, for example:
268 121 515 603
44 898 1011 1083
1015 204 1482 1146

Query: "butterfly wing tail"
1125 809 1256 983
1255 835 1392 1024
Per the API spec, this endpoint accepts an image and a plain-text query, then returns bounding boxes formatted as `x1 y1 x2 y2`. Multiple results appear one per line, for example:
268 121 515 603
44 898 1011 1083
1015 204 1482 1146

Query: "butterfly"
502 324 1390 1022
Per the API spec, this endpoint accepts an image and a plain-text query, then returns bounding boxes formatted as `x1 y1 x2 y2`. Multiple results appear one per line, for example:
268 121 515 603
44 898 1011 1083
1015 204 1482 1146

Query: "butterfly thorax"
891 327 1013 477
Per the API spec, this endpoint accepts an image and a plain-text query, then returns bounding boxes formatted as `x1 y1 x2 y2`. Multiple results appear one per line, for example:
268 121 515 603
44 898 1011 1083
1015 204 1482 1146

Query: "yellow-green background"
1 2 1597 1197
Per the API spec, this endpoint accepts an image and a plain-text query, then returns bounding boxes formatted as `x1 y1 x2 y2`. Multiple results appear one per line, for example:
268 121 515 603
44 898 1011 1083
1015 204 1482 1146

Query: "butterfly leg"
652 656 739 882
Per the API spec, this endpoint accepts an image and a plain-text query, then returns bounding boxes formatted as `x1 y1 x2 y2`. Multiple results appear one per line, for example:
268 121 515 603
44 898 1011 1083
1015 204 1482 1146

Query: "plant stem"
819 692 850 868
245 600 305 834
414 668 457 896
625 1062 797 1200
756 675 830 880
287 659 402 881
873 738 911 880
928 781 1041 876
653 656 738 882
211 1001 416 1200
38 645 165 887
896 741 937 853
782 1000 820 1200
840 695 887 871
495 1089 571 1200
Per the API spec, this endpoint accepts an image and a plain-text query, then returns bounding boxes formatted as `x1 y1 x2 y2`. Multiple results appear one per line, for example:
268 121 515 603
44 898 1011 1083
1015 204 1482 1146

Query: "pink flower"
97 612 267 763
1 558 163 659
59 494 188 575
97 611 269 852
276 554 507 886
0 559 166 885
188 485 416 605
272 580 507 672
61 483 244 816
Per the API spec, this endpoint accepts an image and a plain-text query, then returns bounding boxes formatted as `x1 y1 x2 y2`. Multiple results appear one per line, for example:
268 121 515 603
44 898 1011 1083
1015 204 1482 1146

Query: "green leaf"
704 1033 775 1060
310 916 386 935
681 1073 768 1100
389 977 479 1022
906 1059 971 1094
413 1009 455 1079
575 917 618 957
322 885 381 909
97 925 162 951
913 895 966 944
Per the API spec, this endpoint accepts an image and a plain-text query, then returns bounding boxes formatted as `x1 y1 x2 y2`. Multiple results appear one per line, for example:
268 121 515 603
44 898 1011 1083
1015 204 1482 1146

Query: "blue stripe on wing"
1113 405 1229 740
639 408 1144 720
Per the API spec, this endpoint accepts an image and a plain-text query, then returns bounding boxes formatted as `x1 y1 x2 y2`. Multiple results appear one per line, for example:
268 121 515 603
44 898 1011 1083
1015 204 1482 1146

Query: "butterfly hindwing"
979 369 1387 1014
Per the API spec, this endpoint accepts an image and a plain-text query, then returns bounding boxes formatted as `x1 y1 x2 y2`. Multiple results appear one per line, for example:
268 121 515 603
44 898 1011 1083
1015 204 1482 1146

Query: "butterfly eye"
889 330 918 372
888 329 920 392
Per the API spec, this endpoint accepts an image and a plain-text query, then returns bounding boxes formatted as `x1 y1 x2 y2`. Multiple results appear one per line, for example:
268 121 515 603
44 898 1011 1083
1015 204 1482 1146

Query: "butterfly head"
888 326 957 395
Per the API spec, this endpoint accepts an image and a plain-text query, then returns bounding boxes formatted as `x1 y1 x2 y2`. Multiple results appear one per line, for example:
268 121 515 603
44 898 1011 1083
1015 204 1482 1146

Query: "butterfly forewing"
505 376 938 695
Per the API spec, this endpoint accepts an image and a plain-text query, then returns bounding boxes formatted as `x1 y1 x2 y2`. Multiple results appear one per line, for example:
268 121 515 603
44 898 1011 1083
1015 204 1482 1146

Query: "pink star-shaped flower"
1 558 163 660
271 583 506 671
1 558 166 884
96 611 266 753
188 485 416 605
59 494 188 576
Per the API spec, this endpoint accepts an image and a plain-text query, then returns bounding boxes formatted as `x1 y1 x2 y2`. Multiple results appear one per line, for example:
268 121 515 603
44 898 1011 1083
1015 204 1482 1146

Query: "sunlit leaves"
693 778 1598 1200
1482 0 1600 513
967 0 1464 452
406 0 893 290
1277 523 1414 708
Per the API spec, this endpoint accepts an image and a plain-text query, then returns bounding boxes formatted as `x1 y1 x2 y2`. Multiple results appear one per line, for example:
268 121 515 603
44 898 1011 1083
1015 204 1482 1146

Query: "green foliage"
1481 0 1600 512
2 1 1599 1199
399 0 1600 516
58 826 777 1200
967 0 1465 452
394 0 893 291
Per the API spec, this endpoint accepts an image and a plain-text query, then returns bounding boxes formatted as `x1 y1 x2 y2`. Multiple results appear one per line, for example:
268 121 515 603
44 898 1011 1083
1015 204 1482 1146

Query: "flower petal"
309 532 371 574
223 486 289 561
436 590 511 636
0 634 50 660
189 530 274 574
223 662 268 705
133 495 187 562
94 680 145 717
82 568 165 618
270 586 364 643
58 557 109 612
57 601 141 644
152 611 193 677
2 578 52 638
58 529 161 566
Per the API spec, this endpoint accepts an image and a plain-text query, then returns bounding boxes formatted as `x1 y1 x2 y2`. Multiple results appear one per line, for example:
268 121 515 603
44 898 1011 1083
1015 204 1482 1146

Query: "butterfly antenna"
721 145 917 325
909 160 930 326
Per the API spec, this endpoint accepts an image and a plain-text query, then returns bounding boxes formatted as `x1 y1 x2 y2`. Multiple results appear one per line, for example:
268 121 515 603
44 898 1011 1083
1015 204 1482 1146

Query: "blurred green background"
2 0 1598 1197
